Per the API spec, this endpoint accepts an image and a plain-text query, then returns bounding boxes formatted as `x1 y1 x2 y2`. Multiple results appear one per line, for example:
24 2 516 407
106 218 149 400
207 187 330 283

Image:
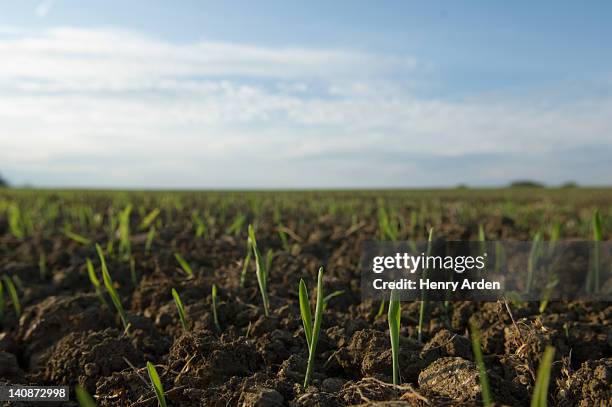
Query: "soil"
0 190 610 406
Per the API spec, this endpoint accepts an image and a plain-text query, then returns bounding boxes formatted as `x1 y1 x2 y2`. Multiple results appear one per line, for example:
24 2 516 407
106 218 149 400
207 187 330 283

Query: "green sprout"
145 226 156 255
418 227 434 343
212 284 221 332
2 275 21 319
299 266 325 388
227 213 246 236
7 203 24 238
388 289 401 385
63 229 91 245
172 288 188 331
118 204 132 259
588 210 602 293
530 346 555 407
378 205 398 241
146 361 167 407
75 385 97 407
86 258 108 309
174 253 194 278
527 231 543 294
191 212 206 238
96 244 129 332
375 299 386 318
140 208 160 230
470 321 493 407
248 225 270 317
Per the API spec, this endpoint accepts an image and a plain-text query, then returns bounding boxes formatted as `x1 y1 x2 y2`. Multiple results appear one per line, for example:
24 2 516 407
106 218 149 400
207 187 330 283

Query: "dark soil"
0 190 610 406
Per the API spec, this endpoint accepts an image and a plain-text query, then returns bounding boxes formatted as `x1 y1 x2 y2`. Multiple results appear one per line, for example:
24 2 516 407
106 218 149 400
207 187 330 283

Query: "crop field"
0 188 610 406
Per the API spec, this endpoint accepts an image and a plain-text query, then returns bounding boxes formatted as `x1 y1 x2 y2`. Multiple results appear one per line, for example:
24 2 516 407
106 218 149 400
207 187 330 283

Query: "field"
0 188 610 406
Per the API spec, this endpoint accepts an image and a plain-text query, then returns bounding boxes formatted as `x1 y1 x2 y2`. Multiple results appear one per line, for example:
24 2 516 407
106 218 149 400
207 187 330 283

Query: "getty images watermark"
361 241 611 302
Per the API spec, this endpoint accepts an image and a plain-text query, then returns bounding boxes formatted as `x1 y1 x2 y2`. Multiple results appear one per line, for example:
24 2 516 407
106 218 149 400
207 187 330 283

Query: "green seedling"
478 223 486 254
299 266 325 388
588 210 602 293
278 223 290 251
470 321 493 407
388 289 401 385
418 227 434 342
322 290 344 310
146 361 167 407
96 244 129 332
227 213 246 236
378 205 398 241
174 253 193 278
265 249 273 274
140 208 160 230
191 212 206 238
375 300 385 318
63 229 91 245
145 226 156 255
2 275 21 318
8 203 24 238
172 288 188 331
530 346 555 407
118 204 132 259
75 385 97 407
248 225 270 317
212 284 221 331
86 258 108 309
527 231 543 294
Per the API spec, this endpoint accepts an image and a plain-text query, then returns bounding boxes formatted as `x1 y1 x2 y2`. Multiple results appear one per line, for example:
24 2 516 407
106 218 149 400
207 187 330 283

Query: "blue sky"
1 1 611 188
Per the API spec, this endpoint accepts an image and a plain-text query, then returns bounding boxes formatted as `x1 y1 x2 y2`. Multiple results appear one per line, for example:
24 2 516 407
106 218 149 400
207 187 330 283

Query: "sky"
1 1 611 188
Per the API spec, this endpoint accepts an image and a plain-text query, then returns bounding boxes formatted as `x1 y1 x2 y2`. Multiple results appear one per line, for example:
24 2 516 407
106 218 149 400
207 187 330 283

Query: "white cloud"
0 26 610 187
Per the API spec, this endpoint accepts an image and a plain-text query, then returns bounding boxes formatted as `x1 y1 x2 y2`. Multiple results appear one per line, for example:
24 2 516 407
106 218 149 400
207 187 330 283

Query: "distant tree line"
0 173 8 187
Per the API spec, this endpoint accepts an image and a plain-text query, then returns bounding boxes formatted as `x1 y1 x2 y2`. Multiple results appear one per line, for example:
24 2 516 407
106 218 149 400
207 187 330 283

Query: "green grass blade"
140 208 160 230
530 346 555 407
171 288 188 331
299 278 313 348
174 253 193 277
2 275 21 318
146 362 167 407
418 227 434 342
527 231 542 293
63 229 91 245
86 258 108 308
376 299 385 318
75 385 98 407
590 210 602 293
97 244 129 331
248 224 270 316
388 289 401 385
145 226 156 255
470 321 493 406
304 266 324 388
212 284 221 332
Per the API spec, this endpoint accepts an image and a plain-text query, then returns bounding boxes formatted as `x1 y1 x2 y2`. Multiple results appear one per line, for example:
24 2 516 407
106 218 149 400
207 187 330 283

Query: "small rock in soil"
418 357 480 402
240 387 284 407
